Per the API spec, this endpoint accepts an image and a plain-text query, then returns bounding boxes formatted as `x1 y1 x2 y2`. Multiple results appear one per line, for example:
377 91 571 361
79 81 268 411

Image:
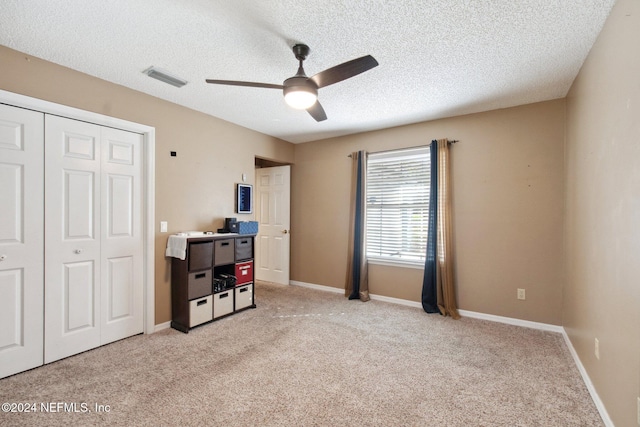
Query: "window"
366 147 430 266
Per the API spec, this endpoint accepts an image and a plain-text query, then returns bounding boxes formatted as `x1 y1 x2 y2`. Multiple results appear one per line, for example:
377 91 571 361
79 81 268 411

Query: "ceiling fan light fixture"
284 89 317 109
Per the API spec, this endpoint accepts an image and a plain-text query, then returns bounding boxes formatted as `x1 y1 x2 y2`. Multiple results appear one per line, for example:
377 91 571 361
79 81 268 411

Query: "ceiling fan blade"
307 101 327 122
310 55 378 89
205 79 284 90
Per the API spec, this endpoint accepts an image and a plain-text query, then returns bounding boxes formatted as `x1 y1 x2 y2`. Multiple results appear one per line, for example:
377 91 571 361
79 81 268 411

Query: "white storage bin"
189 295 213 327
235 284 253 310
213 290 234 318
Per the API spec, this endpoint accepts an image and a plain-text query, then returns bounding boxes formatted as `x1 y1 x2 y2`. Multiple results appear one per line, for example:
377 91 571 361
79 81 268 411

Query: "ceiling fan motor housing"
292 44 310 61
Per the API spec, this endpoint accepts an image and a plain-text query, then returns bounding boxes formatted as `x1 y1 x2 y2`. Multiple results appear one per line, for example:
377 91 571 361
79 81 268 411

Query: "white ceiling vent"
143 66 187 88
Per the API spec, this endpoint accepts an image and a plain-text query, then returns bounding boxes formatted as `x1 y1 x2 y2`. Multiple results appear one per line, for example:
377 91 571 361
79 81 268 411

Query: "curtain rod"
347 140 459 157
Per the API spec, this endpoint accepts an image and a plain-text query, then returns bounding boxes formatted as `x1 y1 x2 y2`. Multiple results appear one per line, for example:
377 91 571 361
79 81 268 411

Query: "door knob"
282 229 289 234
0 254 6 261
74 249 83 254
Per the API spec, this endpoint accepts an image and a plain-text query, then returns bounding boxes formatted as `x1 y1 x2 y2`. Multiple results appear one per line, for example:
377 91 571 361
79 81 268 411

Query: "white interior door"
100 126 143 345
255 165 290 285
0 104 44 378
45 116 102 363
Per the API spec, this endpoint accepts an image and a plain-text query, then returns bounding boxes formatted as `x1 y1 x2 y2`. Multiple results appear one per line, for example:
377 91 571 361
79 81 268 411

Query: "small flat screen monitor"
237 184 252 214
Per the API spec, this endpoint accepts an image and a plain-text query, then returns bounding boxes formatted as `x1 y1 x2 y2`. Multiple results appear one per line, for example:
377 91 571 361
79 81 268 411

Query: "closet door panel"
0 163 22 242
0 269 22 347
65 169 96 239
45 115 101 364
0 104 44 379
100 127 143 345
106 256 134 320
108 174 133 236
64 260 96 331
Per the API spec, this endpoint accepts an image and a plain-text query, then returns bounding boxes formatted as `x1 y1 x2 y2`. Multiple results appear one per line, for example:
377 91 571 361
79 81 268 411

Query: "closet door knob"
0 254 6 261
74 249 83 254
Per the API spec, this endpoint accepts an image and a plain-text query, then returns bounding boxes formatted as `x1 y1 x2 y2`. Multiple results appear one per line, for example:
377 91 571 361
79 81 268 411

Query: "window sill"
367 258 425 270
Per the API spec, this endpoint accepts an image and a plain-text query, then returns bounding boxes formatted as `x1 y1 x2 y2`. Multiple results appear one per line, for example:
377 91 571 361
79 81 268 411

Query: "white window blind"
366 147 430 265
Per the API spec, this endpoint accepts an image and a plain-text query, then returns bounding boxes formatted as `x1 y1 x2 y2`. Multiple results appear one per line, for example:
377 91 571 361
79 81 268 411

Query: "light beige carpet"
0 282 602 426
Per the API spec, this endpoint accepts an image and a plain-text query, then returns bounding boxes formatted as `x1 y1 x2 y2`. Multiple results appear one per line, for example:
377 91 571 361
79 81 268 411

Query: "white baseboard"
288 279 612 427
290 280 424 309
290 280 343 294
369 293 423 308
289 280 562 332
153 321 171 333
457 309 564 333
289 281 560 332
561 330 614 427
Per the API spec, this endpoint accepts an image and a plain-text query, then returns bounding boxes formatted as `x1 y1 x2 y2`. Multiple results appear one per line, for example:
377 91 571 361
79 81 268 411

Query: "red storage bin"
235 261 253 285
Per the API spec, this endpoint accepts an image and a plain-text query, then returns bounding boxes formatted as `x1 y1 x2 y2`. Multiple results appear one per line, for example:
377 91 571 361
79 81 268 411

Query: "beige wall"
292 99 566 325
0 45 294 324
3 3 638 420
564 0 640 425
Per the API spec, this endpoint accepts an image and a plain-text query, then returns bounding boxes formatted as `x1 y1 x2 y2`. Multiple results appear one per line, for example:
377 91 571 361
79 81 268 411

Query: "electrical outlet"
594 338 600 360
517 288 526 300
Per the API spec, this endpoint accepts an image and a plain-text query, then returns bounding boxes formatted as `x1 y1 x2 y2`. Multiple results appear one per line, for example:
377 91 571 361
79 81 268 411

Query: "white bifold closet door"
44 115 143 364
0 104 44 378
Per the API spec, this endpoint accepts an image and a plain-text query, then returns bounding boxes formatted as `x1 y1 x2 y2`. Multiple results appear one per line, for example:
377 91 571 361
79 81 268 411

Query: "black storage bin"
235 237 253 260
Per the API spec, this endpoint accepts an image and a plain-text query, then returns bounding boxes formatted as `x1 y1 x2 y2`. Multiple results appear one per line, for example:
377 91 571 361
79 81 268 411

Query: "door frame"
0 89 156 334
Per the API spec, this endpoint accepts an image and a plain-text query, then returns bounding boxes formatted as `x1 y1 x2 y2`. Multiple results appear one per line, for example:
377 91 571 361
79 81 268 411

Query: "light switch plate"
160 221 168 233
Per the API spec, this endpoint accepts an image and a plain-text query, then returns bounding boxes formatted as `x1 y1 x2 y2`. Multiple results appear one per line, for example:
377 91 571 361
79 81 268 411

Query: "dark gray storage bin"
235 237 253 261
188 241 213 271
188 270 212 300
214 239 235 266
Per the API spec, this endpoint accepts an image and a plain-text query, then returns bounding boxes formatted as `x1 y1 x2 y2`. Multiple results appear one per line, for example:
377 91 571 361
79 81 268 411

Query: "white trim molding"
369 293 422 308
561 330 614 427
154 321 172 333
288 279 612 426
457 309 564 333
290 281 426 309
290 280 343 294
367 258 425 270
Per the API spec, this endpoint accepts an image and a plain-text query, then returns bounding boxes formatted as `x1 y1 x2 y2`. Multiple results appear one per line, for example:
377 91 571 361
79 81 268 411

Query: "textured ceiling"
0 0 615 143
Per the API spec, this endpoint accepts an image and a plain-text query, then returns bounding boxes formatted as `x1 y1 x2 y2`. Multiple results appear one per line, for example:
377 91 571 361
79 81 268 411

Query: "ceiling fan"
206 44 378 122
